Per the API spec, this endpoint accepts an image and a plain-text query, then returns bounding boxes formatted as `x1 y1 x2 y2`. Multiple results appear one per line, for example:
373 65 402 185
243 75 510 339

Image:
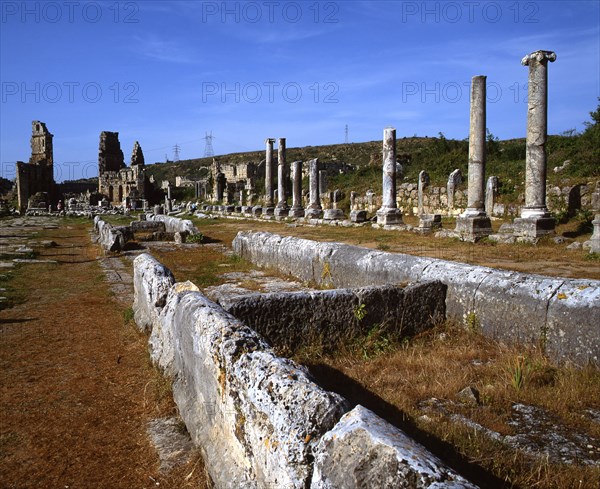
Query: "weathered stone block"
223 283 446 351
132 253 175 333
311 405 477 489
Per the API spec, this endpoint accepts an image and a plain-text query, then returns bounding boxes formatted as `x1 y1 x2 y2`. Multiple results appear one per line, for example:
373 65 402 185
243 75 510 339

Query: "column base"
414 214 442 234
512 216 556 238
251 206 263 216
288 207 305 218
323 209 345 220
274 206 289 217
454 215 492 242
376 207 403 226
262 207 275 216
350 210 367 223
305 208 323 219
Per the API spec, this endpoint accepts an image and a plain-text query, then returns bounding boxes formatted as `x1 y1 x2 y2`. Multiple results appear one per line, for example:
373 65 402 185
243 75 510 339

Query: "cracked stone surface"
419 398 600 466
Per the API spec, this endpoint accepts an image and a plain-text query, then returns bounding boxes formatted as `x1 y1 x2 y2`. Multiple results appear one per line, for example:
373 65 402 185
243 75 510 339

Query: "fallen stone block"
311 405 477 488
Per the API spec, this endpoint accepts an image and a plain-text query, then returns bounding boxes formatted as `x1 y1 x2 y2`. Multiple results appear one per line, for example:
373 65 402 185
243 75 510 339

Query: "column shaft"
466 75 486 214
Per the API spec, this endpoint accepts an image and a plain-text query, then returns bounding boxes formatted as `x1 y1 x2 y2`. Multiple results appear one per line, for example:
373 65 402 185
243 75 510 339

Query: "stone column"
465 75 487 216
275 138 289 217
447 169 462 212
455 76 492 240
486 176 498 218
305 158 323 219
589 215 600 253
289 160 304 217
418 171 430 216
514 50 557 237
376 127 403 226
319 170 328 195
263 138 275 214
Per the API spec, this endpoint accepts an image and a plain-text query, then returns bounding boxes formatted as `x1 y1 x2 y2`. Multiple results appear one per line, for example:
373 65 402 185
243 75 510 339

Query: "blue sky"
1 0 598 182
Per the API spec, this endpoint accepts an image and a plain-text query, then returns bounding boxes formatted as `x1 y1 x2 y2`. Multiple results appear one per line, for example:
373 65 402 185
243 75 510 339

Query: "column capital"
265 138 275 144
521 50 556 66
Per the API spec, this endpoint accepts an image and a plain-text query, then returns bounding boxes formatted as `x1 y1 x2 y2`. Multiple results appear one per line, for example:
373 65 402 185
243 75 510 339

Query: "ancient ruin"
454 75 493 241
274 138 289 217
98 132 148 206
512 50 558 237
289 160 305 217
305 158 323 219
376 127 403 226
263 138 276 215
16 121 57 212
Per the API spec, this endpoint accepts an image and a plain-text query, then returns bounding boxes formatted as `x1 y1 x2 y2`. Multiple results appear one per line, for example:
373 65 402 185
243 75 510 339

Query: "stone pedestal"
376 127 403 226
350 210 367 223
251 205 263 217
323 209 345 220
454 215 493 241
512 216 556 239
414 214 442 235
262 207 275 216
288 208 305 218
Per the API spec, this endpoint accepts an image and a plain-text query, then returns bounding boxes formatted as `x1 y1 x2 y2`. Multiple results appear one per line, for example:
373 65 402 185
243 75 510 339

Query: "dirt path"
0 219 207 489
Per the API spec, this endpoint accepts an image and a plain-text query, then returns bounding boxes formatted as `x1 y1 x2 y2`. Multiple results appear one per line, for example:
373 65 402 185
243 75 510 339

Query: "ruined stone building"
98 132 148 204
208 158 265 202
16 121 57 211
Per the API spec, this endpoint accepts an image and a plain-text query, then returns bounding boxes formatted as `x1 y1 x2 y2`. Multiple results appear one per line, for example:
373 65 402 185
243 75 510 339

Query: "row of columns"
454 49 556 240
254 50 556 235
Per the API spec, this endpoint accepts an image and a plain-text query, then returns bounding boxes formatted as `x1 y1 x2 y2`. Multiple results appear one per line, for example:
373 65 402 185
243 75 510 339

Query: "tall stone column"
289 160 304 217
514 50 557 237
263 138 275 215
275 138 289 217
305 158 323 219
376 127 403 226
455 75 492 241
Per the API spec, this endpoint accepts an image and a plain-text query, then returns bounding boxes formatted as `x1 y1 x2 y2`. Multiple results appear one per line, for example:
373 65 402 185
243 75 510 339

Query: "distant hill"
144 133 598 194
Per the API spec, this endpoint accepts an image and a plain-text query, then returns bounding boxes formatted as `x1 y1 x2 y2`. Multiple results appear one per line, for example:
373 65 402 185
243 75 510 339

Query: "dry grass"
192 216 600 280
293 322 600 489
0 221 210 489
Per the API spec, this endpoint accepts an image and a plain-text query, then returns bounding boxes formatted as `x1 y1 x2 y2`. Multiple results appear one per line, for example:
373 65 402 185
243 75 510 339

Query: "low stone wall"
146 214 199 235
133 253 476 488
223 283 446 352
232 231 600 366
93 215 200 252
93 215 129 252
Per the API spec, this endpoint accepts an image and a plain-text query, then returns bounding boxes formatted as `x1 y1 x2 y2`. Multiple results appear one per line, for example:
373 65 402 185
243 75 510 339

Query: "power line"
173 144 180 162
202 131 214 157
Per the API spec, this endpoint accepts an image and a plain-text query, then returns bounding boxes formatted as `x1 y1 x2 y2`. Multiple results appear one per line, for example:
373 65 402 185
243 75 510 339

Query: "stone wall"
232 231 600 366
349 181 599 217
132 253 477 488
93 215 200 252
222 283 446 352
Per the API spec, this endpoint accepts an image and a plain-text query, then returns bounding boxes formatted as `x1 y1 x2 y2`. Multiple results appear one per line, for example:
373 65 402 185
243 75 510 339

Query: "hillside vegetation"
145 100 599 196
